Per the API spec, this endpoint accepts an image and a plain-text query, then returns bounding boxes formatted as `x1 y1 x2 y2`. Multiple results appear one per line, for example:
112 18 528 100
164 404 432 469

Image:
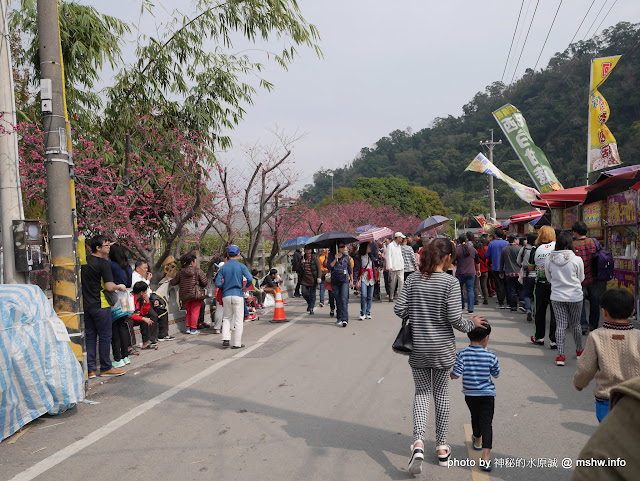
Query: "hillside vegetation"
301 22 640 219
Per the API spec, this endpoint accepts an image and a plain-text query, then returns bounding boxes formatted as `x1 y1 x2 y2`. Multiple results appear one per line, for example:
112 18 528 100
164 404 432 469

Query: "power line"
506 0 533 83
583 0 610 40
594 0 619 35
568 0 597 46
510 0 540 85
531 0 563 74
501 0 526 84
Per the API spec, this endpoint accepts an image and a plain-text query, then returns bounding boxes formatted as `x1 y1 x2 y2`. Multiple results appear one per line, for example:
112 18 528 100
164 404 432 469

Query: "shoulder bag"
392 317 412 355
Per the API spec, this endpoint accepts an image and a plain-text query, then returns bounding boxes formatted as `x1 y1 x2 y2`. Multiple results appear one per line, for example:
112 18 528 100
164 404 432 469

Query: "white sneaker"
366 314 372 319
341 321 348 327
359 314 365 320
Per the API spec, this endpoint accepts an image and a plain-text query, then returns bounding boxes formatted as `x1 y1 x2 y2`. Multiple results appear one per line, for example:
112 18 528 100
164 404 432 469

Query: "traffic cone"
270 287 288 323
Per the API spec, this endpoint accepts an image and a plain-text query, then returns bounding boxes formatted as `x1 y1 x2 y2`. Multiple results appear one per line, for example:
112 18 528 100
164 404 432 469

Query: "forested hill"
300 22 640 218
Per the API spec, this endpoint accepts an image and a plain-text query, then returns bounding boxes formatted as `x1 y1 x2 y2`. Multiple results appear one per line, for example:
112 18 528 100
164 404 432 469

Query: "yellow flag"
588 56 621 173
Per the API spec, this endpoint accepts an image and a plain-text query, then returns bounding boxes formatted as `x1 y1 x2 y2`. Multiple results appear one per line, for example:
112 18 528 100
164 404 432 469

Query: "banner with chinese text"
493 104 563 193
588 56 622 173
465 153 540 203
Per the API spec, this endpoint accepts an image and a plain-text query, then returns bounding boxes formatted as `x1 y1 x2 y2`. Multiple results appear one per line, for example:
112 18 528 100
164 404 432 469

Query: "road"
1 293 603 481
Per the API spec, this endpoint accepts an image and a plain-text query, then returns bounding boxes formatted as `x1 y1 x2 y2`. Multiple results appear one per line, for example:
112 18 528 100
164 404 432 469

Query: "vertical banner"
493 104 563 193
588 56 622 173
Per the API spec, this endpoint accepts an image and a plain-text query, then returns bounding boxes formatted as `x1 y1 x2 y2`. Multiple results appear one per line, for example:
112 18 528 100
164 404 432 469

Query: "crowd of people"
392 225 639 476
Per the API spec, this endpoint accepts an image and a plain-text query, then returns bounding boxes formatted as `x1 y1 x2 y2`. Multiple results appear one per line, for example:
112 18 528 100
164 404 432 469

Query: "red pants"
184 299 202 330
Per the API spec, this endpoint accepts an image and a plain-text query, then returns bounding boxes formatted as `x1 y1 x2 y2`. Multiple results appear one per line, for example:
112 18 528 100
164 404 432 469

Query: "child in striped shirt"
451 323 500 472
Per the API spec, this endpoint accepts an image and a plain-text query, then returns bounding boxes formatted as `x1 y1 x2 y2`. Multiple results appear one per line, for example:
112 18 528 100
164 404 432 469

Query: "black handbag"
392 317 412 355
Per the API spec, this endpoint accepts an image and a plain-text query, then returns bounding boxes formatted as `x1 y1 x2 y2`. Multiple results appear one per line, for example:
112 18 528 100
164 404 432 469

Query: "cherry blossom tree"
17 120 218 282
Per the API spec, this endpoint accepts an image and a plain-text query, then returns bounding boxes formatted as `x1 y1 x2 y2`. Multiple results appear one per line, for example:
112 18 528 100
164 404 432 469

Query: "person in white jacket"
385 232 406 302
545 232 585 367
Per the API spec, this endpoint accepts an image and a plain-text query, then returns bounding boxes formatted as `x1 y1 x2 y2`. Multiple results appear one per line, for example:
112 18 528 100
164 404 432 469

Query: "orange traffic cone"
270 287 288 323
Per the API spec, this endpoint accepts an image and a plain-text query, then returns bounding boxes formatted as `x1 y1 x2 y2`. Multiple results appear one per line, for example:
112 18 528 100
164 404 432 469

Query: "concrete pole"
0 0 26 284
480 129 501 224
37 0 85 373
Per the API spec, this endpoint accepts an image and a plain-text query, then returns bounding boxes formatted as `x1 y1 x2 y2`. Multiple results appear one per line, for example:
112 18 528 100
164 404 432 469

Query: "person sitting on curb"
130 281 156 350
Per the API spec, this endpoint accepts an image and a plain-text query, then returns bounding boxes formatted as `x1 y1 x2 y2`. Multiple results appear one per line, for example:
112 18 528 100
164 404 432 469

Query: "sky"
85 0 640 193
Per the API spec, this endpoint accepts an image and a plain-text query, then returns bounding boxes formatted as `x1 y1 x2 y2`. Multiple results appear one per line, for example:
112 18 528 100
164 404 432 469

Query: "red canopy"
538 185 588 202
531 199 579 209
510 210 544 223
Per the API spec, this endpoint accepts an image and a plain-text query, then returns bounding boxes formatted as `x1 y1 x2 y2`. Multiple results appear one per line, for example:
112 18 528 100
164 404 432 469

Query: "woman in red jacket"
475 238 490 305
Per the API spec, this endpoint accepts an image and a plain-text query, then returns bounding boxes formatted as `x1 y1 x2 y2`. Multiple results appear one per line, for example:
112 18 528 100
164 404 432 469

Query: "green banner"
492 104 563 193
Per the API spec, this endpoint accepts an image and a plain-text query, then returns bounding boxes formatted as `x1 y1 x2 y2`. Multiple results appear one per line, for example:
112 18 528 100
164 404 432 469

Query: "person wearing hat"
215 245 253 348
386 232 406 302
499 233 524 312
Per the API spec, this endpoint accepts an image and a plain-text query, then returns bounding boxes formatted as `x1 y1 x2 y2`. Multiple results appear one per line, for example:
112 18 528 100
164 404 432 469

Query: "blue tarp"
0 285 84 441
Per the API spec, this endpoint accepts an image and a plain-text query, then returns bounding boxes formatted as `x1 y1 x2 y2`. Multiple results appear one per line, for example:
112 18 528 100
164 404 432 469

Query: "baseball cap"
394 232 406 238
228 245 240 256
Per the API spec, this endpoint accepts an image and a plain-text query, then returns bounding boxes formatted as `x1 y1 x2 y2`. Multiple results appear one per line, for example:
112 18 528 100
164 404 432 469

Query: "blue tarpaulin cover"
0 285 84 441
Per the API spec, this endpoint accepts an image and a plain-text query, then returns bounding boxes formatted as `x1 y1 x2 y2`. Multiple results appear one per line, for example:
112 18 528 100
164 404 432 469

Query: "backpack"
592 240 614 282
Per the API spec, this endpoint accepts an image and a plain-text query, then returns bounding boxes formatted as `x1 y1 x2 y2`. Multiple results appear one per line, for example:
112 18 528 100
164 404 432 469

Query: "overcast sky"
87 0 640 193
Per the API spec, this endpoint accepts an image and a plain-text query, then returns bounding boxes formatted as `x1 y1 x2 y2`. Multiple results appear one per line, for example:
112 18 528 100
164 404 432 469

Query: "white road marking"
9 313 306 481
377 377 384 384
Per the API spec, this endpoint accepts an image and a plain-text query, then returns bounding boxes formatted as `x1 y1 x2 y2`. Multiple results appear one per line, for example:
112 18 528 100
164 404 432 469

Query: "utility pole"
0 0 26 284
37 0 85 371
329 171 334 198
480 129 502 223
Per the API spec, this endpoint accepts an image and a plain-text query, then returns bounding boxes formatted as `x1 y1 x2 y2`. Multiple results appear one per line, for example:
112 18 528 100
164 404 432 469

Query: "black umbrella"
305 231 359 249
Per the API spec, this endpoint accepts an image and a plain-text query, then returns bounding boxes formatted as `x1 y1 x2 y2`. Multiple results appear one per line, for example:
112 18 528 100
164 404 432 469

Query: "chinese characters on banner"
607 190 637 226
465 153 540 203
583 201 604 240
588 56 622 173
493 104 563 193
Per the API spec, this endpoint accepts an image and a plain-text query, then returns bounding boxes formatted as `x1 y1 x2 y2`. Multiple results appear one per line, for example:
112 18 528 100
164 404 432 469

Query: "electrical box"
13 220 44 272
40 79 52 100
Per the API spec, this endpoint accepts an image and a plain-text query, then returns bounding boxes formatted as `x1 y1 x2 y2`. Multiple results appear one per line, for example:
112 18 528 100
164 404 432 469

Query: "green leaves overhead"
103 0 322 150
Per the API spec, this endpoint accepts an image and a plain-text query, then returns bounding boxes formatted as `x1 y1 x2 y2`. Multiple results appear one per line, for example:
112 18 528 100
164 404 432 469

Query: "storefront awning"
510 210 545 223
531 199 579 209
538 185 589 203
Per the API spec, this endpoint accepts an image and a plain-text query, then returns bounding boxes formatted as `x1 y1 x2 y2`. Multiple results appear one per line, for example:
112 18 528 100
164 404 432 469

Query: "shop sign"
563 206 578 229
587 228 605 240
551 209 563 230
582 201 603 229
607 270 636 301
608 190 637 226
614 258 638 272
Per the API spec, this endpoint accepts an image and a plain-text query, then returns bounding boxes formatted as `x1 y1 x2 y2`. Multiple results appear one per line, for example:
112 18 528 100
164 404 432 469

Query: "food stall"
605 190 638 311
582 201 605 241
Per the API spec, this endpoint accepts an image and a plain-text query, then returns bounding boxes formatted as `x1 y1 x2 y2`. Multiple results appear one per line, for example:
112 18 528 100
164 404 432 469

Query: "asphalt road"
1 292 604 481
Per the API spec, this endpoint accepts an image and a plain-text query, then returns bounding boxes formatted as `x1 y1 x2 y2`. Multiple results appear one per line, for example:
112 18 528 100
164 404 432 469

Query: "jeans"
383 271 390 296
319 279 326 304
505 276 519 309
580 282 602 330
360 282 374 315
492 271 505 304
458 275 475 312
328 289 335 311
596 399 609 423
302 284 317 310
85 307 113 373
522 277 535 312
332 281 349 322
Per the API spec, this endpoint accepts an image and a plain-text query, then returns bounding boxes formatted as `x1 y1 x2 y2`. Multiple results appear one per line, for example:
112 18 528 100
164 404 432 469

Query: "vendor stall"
605 190 638 313
582 201 605 241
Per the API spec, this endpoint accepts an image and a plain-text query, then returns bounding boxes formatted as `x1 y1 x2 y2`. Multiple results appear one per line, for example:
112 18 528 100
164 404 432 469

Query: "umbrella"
416 215 450 234
281 236 311 250
355 225 378 233
306 231 359 249
356 227 394 243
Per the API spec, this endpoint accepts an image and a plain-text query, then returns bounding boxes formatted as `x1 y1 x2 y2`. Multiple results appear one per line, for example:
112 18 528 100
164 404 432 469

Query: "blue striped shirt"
451 345 500 396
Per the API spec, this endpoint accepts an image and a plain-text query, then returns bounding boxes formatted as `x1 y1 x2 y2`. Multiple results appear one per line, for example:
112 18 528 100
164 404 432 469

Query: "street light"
328 171 334 198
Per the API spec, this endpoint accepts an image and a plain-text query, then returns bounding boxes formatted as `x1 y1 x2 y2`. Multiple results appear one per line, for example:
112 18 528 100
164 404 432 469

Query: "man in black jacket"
291 248 303 297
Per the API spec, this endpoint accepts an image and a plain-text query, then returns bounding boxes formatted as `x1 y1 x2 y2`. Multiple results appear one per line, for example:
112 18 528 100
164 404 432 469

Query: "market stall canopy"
356 227 394 243
306 231 359 249
281 236 311 250
416 216 450 234
594 164 640 183
538 185 589 203
531 199 579 209
510 210 544 223
583 165 640 204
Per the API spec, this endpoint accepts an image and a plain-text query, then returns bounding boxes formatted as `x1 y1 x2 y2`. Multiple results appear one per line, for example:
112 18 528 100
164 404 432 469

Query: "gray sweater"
500 244 523 275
